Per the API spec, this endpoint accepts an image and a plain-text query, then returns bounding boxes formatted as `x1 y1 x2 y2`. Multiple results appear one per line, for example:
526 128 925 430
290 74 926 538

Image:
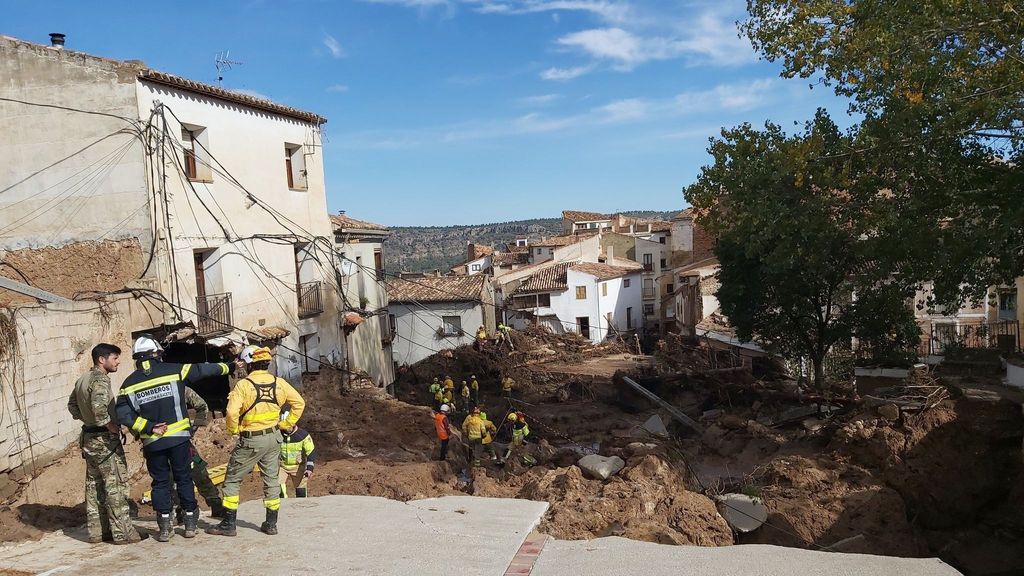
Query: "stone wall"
0 295 160 492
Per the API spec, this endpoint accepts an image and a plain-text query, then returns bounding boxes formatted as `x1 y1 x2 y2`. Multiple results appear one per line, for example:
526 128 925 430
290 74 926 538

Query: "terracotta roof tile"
512 262 575 295
386 275 485 303
139 70 326 124
571 262 642 281
671 208 694 221
535 234 593 248
331 213 390 232
250 325 290 341
493 252 530 266
562 210 611 222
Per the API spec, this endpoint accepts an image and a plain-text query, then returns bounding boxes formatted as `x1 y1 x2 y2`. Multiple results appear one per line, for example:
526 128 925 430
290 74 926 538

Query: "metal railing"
297 281 323 318
642 263 654 272
929 320 1020 355
196 293 232 336
642 287 656 299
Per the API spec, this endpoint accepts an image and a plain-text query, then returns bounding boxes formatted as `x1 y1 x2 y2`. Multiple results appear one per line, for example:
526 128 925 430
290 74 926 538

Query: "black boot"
209 499 226 519
260 509 278 535
205 509 236 537
183 509 199 538
155 513 173 542
174 507 185 526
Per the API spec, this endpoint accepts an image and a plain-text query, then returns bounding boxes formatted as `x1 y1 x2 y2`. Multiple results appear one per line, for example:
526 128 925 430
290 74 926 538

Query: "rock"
720 415 747 430
701 409 723 421
802 418 825 432
715 493 768 533
624 442 659 457
642 415 669 437
877 403 900 421
577 454 626 480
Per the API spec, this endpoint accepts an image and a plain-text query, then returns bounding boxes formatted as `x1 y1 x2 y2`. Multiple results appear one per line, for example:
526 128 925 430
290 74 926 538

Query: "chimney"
49 33 66 49
338 210 346 216
467 242 475 261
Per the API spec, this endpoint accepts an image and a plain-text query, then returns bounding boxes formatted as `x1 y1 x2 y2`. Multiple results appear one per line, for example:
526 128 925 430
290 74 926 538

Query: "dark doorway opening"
161 341 232 415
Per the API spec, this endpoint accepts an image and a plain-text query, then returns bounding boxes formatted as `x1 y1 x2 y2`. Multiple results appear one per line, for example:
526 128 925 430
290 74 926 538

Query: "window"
659 237 666 244
180 124 212 182
538 293 551 307
374 250 384 277
441 316 462 337
575 286 587 300
642 253 653 272
623 279 630 288
285 143 307 190
666 283 674 294
660 258 667 269
536 248 543 255
516 238 528 247
388 314 397 336
626 307 633 329
643 304 654 316
643 278 655 298
471 264 481 272
602 283 608 296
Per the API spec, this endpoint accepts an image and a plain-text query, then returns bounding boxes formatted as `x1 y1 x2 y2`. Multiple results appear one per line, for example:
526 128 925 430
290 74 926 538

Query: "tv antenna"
215 51 243 85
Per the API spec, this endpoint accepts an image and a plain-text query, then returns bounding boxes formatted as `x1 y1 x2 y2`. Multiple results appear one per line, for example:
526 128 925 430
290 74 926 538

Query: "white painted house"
387 275 496 365
506 261 643 343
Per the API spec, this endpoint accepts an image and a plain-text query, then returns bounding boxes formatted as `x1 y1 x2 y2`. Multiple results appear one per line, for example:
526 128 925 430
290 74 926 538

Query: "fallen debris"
577 455 625 481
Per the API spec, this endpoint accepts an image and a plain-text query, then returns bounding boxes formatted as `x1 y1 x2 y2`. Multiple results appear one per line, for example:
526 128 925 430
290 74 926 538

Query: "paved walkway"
0 495 963 576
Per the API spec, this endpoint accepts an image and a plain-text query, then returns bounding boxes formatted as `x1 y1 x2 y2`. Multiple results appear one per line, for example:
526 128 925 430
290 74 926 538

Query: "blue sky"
4 0 852 226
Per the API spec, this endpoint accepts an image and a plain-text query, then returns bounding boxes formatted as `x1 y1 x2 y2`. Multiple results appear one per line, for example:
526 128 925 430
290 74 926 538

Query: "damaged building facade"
0 35 340 479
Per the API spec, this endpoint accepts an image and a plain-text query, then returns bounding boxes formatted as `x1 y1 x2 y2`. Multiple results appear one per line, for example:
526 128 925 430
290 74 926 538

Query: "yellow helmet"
507 413 517 422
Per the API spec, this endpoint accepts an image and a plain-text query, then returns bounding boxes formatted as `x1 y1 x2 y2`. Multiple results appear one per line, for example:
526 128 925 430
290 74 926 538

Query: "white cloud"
327 84 350 93
322 34 346 59
467 0 631 22
516 93 563 107
540 64 594 81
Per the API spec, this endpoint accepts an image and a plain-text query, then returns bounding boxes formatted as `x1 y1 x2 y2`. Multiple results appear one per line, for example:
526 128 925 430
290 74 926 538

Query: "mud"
0 239 145 305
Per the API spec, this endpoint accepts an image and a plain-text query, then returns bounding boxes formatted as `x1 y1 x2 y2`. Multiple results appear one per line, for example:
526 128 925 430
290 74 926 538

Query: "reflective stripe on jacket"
226 370 305 434
462 415 486 441
116 359 230 452
280 427 316 473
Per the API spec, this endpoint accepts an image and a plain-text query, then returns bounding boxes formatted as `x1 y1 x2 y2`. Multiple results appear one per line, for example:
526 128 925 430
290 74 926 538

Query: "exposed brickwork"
503 532 548 576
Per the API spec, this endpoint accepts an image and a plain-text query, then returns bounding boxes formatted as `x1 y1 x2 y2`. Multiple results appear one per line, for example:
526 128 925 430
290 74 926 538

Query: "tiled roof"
671 208 694 221
607 257 645 271
512 262 575 295
250 325 290 341
649 220 673 232
470 244 494 259
493 252 530 266
571 262 642 281
676 256 720 275
535 234 591 248
331 213 390 232
562 210 611 222
386 275 485 303
505 244 529 254
139 70 327 125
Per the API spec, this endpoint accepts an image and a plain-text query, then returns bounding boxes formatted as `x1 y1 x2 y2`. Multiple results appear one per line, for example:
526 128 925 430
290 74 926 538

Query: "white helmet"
132 335 163 359
440 404 450 413
239 344 259 364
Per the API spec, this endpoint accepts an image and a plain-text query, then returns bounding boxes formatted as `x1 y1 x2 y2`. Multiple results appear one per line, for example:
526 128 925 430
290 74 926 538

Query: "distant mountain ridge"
387 211 677 273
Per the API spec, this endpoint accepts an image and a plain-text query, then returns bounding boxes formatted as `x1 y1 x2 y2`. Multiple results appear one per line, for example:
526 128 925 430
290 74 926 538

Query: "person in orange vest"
434 404 451 461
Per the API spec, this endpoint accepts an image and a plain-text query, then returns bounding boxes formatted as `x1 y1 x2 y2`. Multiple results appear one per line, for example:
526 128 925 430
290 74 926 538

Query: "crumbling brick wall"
0 239 145 306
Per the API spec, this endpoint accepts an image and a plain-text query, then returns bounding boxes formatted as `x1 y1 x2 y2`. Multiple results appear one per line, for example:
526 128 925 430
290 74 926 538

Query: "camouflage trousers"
81 432 134 541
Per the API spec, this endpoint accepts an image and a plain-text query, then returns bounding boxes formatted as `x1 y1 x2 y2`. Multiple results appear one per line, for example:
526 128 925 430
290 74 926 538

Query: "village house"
449 243 494 276
504 261 643 343
912 280 1022 361
528 233 602 265
0 35 339 479
332 212 396 388
386 275 496 365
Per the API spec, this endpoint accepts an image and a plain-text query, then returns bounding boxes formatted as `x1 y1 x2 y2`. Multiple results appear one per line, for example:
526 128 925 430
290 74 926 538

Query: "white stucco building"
387 275 496 365
506 261 643 343
332 213 396 387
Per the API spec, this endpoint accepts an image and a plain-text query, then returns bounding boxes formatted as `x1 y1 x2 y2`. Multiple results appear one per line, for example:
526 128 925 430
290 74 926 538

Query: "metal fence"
196 293 232 336
929 320 1020 355
297 281 323 318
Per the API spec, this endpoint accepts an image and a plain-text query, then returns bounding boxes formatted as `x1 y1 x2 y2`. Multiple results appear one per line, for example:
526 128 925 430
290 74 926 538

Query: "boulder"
642 414 669 437
577 454 626 480
877 403 900 421
715 493 768 533
623 442 660 457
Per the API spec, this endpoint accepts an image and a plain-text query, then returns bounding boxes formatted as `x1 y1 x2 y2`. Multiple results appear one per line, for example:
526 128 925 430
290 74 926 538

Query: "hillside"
388 211 677 273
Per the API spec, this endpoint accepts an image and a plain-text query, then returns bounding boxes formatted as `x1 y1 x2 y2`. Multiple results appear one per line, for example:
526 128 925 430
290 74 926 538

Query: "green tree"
742 0 1024 308
686 112 917 388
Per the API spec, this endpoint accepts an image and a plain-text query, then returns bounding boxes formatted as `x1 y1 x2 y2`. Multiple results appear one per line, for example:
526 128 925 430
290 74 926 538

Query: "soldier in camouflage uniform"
67 343 141 545
171 387 226 522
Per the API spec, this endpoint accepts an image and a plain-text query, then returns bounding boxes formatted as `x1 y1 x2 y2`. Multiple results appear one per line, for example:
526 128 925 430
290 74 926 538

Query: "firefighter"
116 335 232 542
207 346 305 537
279 417 316 498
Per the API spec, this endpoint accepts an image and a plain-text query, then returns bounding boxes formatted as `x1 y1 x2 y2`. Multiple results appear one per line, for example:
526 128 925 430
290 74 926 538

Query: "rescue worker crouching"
116 335 234 542
208 345 305 537
279 411 316 498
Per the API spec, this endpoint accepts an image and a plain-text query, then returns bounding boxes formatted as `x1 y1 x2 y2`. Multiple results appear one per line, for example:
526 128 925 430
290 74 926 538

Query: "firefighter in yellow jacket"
279 416 316 498
207 346 304 537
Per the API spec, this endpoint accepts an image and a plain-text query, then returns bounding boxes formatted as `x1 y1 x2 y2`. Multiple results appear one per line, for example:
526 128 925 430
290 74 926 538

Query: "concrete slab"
0 495 548 576
531 537 963 576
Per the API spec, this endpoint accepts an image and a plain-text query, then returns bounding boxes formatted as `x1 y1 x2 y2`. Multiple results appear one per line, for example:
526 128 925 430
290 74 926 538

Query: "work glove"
303 469 313 479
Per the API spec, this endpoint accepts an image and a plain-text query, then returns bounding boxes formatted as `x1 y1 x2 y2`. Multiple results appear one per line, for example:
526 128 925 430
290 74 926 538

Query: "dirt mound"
505 455 733 546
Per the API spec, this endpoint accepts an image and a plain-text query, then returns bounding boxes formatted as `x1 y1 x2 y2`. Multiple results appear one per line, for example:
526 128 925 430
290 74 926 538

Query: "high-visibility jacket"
462 415 486 441
434 413 450 440
443 378 454 390
481 419 497 445
511 420 530 444
477 329 488 340
429 383 441 395
470 379 479 392
226 370 305 435
116 359 230 452
434 389 445 402
461 385 470 399
443 390 454 403
280 427 316 474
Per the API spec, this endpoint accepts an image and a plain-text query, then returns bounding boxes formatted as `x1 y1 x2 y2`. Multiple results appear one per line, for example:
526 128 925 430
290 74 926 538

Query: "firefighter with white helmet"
115 334 233 542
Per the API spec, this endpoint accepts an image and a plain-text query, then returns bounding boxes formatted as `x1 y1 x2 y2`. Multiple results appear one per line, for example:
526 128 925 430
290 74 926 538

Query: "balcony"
196 293 232 336
642 263 654 272
642 288 656 300
297 281 323 318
